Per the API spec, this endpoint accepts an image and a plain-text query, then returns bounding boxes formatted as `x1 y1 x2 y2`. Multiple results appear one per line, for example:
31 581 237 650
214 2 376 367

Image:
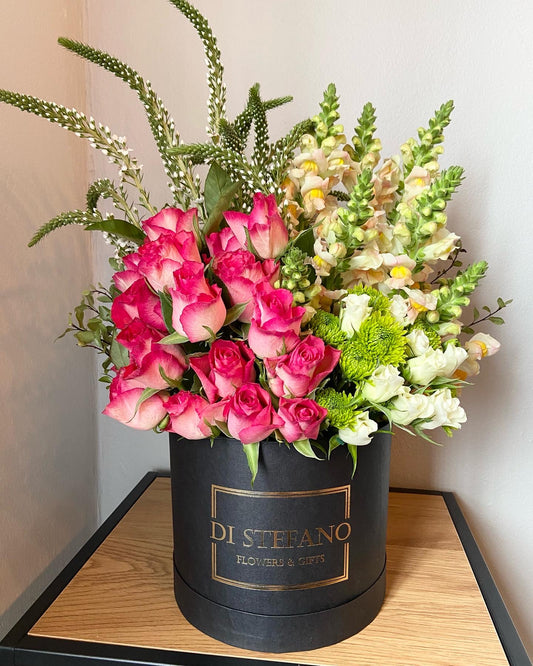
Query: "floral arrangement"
1 1 509 481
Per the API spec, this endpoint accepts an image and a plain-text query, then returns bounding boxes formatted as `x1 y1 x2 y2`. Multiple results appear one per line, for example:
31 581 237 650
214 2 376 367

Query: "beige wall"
0 0 96 637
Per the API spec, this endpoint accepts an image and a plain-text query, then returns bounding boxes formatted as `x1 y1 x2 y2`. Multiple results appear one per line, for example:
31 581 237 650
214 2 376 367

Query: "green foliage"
278 247 311 300
337 168 375 233
59 284 125 381
28 210 100 247
352 102 379 163
168 0 226 141
203 162 241 235
313 83 341 144
403 100 454 175
249 84 269 166
436 260 488 322
0 89 155 216
58 37 196 208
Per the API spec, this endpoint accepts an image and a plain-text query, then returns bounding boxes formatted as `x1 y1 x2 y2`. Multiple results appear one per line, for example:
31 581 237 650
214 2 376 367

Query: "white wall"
0 0 96 639
84 0 531 658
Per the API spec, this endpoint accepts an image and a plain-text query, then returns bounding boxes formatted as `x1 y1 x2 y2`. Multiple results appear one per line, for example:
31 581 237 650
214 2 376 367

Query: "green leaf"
347 443 358 478
203 163 241 236
292 227 315 256
110 335 130 368
159 366 183 388
293 439 321 459
223 302 248 326
214 420 231 438
462 326 474 335
129 388 161 423
489 316 504 325
473 307 479 320
328 434 344 458
204 162 233 215
74 330 96 346
84 218 145 242
159 291 175 333
159 331 189 345
242 442 260 486
497 297 505 309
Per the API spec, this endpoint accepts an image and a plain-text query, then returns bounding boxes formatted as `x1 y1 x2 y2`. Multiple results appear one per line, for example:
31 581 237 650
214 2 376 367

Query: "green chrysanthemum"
315 388 360 429
340 312 407 381
308 310 347 347
346 285 390 314
409 318 442 350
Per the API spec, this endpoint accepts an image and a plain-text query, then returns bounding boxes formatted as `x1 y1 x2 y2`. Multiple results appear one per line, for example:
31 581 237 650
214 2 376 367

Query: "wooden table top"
24 477 511 665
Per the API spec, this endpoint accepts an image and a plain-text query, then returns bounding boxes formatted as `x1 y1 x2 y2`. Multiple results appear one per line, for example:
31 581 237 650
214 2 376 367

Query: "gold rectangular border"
211 484 350 591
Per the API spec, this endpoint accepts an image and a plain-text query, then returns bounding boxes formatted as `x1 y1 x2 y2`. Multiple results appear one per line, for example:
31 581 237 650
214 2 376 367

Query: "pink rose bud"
224 383 284 445
278 397 328 443
265 335 341 397
135 230 202 292
103 370 167 430
212 250 279 322
164 391 211 440
247 283 305 358
169 261 226 343
142 207 197 241
111 278 166 332
190 340 255 403
206 226 242 257
224 192 289 259
122 343 188 391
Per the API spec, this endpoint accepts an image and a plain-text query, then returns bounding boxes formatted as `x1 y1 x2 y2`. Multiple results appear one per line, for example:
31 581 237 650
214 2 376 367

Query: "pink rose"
142 207 197 241
116 319 159 365
164 391 211 439
224 383 283 444
278 397 328 443
190 340 256 402
213 250 279 322
169 262 226 342
247 283 305 358
224 192 289 259
123 344 188 390
111 278 166 332
136 230 202 292
103 369 168 430
265 336 341 397
206 226 242 257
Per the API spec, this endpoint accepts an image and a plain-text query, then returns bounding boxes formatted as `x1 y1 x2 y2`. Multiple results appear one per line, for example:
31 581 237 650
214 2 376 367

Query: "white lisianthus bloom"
362 365 405 403
406 345 468 385
465 332 501 360
339 293 372 336
338 413 378 446
389 294 410 326
422 388 467 430
389 387 434 425
419 229 460 262
406 329 431 356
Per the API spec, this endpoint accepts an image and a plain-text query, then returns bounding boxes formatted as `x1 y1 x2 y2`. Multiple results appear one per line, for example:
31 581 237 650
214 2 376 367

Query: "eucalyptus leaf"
242 442 260 486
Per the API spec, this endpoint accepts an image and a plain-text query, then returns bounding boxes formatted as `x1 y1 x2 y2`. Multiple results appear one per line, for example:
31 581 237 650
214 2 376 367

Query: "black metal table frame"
0 473 529 666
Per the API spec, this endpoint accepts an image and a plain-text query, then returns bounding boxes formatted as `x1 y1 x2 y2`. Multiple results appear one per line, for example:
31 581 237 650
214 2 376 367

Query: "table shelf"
1 473 529 665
